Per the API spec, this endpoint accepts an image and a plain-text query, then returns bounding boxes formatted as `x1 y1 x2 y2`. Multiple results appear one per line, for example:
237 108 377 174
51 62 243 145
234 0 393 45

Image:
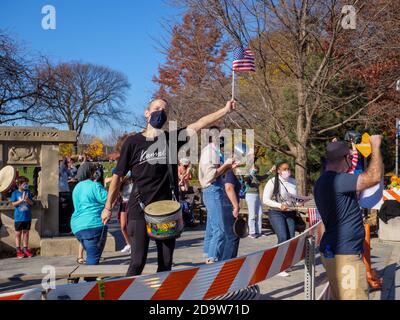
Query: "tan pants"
321 254 369 300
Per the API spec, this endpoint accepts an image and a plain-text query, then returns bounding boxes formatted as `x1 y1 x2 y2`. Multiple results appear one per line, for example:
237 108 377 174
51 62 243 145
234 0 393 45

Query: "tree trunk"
295 145 307 196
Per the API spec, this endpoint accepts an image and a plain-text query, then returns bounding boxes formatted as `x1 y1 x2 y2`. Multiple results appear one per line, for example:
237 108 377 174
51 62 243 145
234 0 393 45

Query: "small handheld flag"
233 47 256 72
231 46 256 99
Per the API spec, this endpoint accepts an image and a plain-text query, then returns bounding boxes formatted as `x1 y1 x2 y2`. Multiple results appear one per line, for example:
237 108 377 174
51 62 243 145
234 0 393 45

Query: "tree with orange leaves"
85 138 104 159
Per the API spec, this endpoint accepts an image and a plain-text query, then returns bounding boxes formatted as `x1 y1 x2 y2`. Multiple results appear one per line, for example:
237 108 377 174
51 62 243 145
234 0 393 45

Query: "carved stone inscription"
0 127 76 143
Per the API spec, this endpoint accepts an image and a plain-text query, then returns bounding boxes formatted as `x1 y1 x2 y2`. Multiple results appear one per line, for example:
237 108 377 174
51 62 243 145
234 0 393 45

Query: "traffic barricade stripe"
203 257 246 300
281 238 299 272
83 278 135 300
387 189 400 202
119 272 170 300
46 282 95 300
292 235 306 265
229 252 263 292
267 242 290 277
178 262 224 300
0 293 24 300
248 246 278 286
151 268 199 300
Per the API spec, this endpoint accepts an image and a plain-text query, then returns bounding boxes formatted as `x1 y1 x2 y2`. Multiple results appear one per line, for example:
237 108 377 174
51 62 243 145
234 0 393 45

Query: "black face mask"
149 110 167 129
220 137 225 150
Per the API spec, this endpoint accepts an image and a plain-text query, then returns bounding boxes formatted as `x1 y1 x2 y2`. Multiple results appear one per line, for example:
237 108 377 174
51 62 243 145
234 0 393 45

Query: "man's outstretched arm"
186 100 236 135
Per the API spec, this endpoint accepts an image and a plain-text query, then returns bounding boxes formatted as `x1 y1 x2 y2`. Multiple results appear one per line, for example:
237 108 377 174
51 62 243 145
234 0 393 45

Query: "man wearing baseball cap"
314 135 384 300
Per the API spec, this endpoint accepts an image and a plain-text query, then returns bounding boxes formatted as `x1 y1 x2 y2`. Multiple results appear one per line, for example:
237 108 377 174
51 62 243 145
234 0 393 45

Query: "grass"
16 166 36 183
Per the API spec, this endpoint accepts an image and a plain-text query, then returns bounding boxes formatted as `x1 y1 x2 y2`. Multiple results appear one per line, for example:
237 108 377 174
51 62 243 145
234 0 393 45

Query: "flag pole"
232 70 235 100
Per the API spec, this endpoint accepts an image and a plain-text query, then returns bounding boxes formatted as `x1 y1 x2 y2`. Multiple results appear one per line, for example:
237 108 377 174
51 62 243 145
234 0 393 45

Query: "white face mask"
280 170 291 181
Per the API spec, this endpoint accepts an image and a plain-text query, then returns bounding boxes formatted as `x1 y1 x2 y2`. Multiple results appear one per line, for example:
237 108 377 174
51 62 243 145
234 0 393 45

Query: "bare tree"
0 32 44 124
153 10 231 127
103 127 130 148
33 62 130 137
179 0 400 194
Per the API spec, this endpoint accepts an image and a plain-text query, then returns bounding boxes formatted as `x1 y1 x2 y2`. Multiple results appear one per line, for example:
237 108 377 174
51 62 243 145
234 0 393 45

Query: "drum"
144 200 184 240
233 217 249 238
0 166 16 194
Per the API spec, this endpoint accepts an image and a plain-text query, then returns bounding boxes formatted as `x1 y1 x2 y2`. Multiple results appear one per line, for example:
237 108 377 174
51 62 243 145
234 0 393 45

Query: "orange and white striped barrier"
317 283 331 300
0 288 42 300
0 222 324 300
383 189 400 202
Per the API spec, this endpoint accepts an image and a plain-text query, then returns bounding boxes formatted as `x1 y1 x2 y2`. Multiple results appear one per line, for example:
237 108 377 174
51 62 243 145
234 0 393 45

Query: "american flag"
233 46 256 72
348 148 359 174
308 208 322 227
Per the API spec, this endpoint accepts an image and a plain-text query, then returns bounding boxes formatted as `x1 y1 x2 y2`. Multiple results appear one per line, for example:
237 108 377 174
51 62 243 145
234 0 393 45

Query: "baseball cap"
325 141 350 161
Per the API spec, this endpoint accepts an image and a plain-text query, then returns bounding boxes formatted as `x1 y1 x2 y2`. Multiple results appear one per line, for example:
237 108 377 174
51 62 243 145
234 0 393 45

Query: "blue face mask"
149 110 167 129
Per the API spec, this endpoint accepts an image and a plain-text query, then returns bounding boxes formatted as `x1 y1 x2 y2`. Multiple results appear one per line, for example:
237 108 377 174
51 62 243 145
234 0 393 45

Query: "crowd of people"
5 96 386 301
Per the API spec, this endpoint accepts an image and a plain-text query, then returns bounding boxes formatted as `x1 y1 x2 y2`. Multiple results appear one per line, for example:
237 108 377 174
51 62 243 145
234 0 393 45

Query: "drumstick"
97 224 107 249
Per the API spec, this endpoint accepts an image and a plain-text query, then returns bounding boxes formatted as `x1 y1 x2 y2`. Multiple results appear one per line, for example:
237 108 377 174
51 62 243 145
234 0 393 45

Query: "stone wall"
0 200 44 251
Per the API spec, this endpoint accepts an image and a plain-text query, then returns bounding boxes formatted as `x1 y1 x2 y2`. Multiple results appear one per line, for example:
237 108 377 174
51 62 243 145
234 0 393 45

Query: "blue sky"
0 0 183 138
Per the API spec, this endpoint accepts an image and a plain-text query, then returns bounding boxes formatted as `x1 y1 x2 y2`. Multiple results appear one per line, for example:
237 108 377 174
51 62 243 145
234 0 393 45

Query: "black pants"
126 219 176 277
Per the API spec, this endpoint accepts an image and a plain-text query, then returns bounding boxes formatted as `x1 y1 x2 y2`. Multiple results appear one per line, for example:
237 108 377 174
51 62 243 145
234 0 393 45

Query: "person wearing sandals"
71 163 108 269
244 165 275 239
263 161 298 277
77 243 85 264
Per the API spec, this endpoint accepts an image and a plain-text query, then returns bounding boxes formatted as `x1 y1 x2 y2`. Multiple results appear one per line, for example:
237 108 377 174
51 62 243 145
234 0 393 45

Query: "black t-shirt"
314 171 365 255
115 129 188 220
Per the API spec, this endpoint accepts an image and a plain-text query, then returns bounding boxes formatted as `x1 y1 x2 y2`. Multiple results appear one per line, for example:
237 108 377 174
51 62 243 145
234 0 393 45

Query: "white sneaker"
277 271 290 277
121 244 131 254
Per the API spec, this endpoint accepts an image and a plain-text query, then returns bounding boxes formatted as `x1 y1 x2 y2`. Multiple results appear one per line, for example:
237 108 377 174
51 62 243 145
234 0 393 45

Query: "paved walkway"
1 221 399 300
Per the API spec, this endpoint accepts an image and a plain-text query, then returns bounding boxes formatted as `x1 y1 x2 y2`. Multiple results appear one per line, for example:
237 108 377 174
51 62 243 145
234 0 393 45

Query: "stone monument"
0 127 74 252
0 127 116 256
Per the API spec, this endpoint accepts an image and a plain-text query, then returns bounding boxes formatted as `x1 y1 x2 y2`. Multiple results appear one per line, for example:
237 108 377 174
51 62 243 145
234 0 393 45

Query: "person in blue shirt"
314 136 383 300
71 163 108 267
220 169 241 261
11 176 34 259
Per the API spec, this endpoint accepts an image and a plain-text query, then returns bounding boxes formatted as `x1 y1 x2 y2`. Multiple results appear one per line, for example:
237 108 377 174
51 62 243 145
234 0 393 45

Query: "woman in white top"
263 161 298 276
